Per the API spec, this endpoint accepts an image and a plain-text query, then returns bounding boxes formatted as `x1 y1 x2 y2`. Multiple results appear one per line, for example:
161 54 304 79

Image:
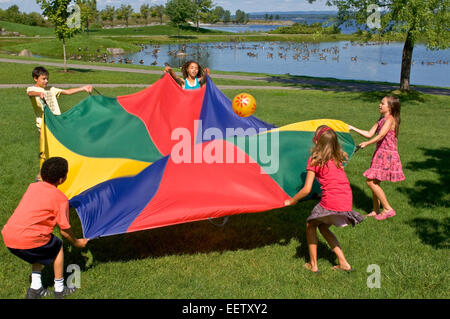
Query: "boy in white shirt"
27 66 93 134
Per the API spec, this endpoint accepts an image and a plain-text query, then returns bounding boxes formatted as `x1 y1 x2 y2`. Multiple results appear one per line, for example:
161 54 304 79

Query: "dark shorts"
8 234 62 266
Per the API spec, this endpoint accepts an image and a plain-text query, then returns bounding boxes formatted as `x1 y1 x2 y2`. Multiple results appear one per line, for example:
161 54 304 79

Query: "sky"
0 0 335 14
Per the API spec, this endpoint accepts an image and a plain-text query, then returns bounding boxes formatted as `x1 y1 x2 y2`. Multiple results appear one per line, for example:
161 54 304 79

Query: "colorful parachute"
40 74 356 239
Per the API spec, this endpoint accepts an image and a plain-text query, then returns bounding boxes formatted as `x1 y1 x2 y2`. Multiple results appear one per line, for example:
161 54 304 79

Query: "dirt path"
1 57 448 95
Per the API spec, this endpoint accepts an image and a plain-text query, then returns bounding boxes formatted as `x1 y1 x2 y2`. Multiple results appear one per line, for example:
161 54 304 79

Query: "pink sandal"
386 209 396 218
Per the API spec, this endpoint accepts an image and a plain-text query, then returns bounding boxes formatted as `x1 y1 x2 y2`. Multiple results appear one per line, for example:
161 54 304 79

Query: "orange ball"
232 93 256 117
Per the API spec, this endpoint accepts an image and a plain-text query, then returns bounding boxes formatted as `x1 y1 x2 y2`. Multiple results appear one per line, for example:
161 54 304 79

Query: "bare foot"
331 264 353 272
304 263 320 273
366 211 377 217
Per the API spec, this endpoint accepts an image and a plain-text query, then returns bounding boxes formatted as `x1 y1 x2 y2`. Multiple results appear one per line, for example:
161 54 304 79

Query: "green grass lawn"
0 76 448 299
2 34 142 59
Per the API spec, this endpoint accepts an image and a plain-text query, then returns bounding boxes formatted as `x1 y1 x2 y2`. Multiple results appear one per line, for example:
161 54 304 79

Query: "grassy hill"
0 20 54 37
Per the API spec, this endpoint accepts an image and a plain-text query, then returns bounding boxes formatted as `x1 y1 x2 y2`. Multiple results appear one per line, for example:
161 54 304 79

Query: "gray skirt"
306 203 364 227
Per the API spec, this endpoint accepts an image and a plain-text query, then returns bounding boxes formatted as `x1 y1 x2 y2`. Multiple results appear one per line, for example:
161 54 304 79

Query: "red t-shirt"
306 157 353 212
1 182 71 249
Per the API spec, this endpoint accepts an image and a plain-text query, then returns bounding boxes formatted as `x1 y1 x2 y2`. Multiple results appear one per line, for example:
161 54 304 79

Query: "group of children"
1 61 404 298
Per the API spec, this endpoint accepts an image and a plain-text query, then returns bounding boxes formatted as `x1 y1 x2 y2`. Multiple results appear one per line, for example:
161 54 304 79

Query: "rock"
106 48 125 55
18 49 33 57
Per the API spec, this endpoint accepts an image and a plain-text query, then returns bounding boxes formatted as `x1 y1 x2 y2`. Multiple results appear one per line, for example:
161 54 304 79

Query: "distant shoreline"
101 21 295 30
202 20 295 26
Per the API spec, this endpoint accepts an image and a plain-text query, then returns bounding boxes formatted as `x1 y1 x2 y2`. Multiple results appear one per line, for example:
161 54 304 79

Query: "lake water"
201 19 358 34
115 41 450 87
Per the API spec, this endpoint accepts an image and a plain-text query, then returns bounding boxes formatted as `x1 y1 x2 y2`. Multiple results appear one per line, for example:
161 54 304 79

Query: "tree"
6 5 23 23
213 6 225 22
37 0 81 72
151 5 165 24
223 10 231 23
235 9 246 24
308 0 450 91
100 5 115 26
204 6 224 24
116 4 133 27
140 3 150 25
77 0 98 33
165 0 196 36
0 6 46 26
27 12 46 26
193 0 213 31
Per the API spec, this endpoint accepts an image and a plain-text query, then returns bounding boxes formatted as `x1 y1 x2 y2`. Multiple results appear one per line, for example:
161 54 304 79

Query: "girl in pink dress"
285 126 363 273
349 96 405 221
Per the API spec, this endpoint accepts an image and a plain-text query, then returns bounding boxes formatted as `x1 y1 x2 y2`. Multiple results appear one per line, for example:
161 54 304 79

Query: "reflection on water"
110 41 450 87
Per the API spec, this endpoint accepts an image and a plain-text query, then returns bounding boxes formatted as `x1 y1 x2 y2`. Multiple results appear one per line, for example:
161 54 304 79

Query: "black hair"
32 66 49 79
40 157 68 184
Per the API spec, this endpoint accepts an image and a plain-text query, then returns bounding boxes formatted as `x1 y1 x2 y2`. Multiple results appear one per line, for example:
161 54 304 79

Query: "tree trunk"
400 30 414 91
63 39 67 73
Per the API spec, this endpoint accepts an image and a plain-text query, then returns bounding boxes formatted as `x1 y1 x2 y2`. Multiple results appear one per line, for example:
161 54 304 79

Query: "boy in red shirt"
2 157 88 299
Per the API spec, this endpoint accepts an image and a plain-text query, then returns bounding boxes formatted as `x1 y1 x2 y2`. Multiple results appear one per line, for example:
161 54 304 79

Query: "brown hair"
310 125 348 168
32 66 49 79
181 60 204 79
385 96 401 137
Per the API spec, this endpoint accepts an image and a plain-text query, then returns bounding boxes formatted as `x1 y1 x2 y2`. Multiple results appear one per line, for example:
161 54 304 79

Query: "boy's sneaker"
54 286 77 299
25 287 49 299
